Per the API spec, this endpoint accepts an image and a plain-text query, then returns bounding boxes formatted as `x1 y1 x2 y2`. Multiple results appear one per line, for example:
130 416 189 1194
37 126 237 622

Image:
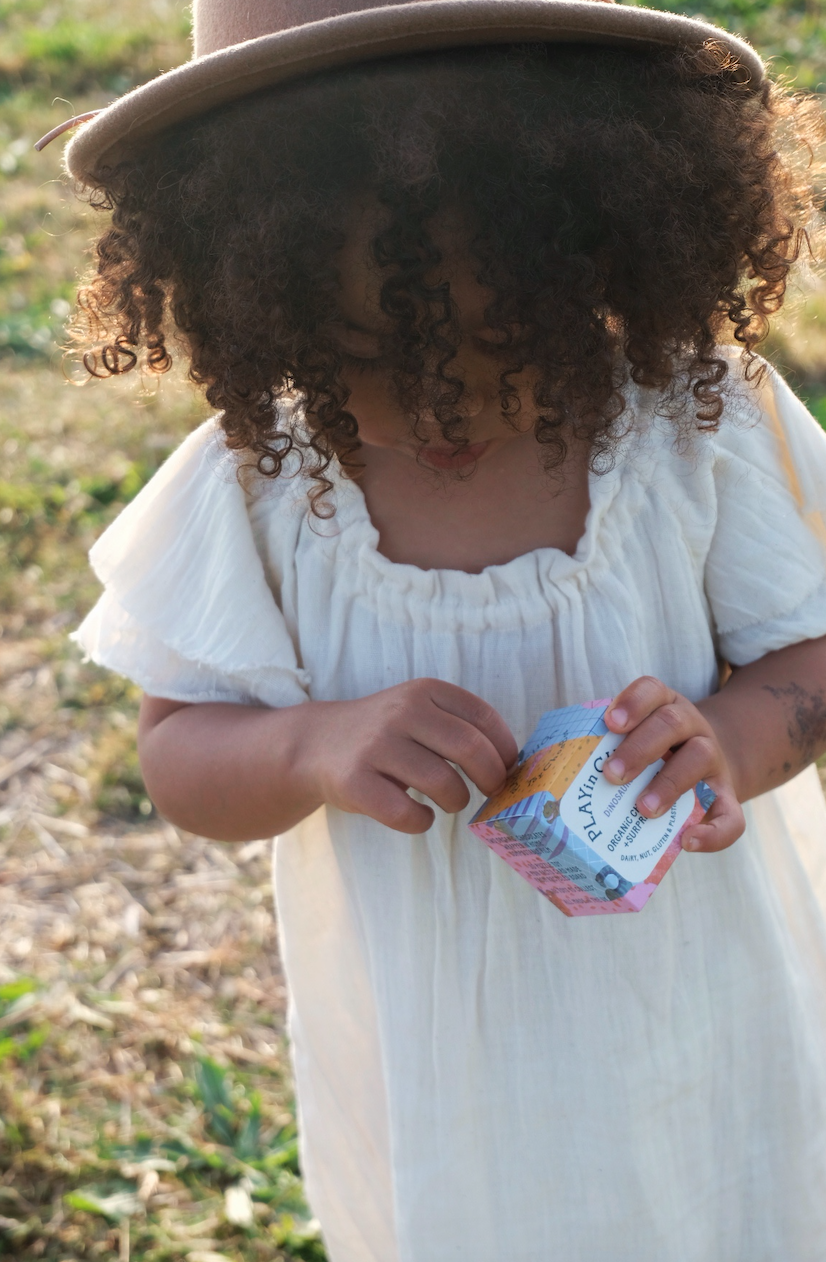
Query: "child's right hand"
297 680 518 834
139 683 516 841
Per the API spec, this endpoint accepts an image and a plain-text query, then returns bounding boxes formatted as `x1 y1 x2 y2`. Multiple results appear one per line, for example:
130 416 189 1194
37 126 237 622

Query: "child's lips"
420 440 491 470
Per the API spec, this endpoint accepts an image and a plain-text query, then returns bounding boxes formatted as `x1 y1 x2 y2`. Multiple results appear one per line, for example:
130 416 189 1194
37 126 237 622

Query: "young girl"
54 0 826 1256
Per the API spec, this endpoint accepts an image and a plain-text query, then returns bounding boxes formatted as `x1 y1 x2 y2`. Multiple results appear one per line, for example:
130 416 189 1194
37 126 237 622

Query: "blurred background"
0 1 824 1258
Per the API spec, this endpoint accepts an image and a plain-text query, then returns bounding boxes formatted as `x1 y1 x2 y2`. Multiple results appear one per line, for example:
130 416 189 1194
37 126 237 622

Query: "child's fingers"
428 681 519 770
349 772 436 834
605 676 676 735
385 740 472 815
604 700 699 785
632 735 720 818
409 709 511 796
339 739 472 825
680 791 746 853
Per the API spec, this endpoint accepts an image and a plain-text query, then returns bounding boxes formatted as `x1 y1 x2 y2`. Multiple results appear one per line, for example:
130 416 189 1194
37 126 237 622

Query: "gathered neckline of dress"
295 440 639 631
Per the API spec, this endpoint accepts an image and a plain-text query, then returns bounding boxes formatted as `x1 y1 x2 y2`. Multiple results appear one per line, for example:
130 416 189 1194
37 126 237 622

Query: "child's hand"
300 680 518 834
602 677 745 853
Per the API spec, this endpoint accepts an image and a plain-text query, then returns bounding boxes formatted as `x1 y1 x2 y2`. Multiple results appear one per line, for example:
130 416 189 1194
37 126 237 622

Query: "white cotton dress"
75 357 826 1262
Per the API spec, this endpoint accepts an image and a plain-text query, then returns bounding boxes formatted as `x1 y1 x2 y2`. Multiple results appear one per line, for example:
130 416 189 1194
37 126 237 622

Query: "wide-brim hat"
46 0 764 187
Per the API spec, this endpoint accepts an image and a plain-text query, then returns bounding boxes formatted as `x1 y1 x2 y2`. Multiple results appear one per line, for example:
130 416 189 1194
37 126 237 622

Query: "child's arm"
603 634 826 853
137 680 518 842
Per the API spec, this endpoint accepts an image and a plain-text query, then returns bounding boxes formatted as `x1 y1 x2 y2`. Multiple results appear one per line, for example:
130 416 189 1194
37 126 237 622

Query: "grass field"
1 1 825 1258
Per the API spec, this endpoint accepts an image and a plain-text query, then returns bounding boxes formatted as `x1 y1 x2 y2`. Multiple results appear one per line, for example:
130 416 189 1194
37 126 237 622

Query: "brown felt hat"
51 0 764 186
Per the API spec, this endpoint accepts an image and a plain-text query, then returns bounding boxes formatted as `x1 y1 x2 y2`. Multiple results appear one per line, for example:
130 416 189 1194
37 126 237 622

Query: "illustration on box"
469 699 715 917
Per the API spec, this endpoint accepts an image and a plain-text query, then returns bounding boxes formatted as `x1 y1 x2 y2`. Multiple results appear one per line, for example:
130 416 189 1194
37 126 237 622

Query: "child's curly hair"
74 41 823 506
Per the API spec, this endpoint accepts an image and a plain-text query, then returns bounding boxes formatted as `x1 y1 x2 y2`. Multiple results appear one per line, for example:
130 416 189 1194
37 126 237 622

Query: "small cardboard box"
469 699 714 917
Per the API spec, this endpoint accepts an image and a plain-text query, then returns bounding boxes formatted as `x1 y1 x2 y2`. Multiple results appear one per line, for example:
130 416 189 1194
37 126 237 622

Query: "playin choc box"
469 700 715 917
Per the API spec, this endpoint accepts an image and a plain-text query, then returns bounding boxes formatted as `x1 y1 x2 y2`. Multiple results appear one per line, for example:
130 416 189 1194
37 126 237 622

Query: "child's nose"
460 382 486 418
420 382 486 435
450 344 493 419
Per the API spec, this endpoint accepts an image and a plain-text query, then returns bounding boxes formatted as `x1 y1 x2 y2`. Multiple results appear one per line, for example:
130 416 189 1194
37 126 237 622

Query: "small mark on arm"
762 683 826 770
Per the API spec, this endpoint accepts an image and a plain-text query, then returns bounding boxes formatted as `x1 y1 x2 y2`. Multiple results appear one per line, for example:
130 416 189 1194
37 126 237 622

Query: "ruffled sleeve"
706 361 826 666
71 419 311 708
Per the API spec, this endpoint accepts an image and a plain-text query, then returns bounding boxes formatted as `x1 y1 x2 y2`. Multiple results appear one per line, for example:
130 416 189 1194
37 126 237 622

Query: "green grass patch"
0 980 46 1067
0 457 165 599
0 977 38 1007
1 1031 328 1259
0 23 153 96
0 0 191 99
623 0 826 90
802 391 826 429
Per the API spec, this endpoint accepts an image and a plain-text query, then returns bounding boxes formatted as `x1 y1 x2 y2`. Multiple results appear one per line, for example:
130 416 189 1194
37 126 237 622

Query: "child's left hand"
603 677 745 854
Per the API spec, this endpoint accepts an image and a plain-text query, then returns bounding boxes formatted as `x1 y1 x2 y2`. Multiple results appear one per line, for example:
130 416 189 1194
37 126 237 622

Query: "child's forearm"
698 634 826 802
137 698 325 840
138 681 517 842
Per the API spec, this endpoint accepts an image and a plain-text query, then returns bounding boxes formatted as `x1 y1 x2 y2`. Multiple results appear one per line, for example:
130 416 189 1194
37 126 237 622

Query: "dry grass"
0 3 322 1249
0 362 324 1259
0 810 306 1260
0 623 325 1262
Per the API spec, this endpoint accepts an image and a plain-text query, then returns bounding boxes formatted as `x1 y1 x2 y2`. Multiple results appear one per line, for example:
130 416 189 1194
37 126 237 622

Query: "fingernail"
609 707 628 728
683 835 700 851
641 792 660 815
605 757 625 781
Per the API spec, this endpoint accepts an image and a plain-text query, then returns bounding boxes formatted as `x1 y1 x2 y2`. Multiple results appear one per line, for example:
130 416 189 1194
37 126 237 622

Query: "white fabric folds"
74 357 826 1262
707 363 826 662
74 422 310 708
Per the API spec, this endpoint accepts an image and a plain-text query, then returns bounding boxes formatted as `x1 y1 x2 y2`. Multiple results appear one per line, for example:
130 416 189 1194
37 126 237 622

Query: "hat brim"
65 0 764 186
